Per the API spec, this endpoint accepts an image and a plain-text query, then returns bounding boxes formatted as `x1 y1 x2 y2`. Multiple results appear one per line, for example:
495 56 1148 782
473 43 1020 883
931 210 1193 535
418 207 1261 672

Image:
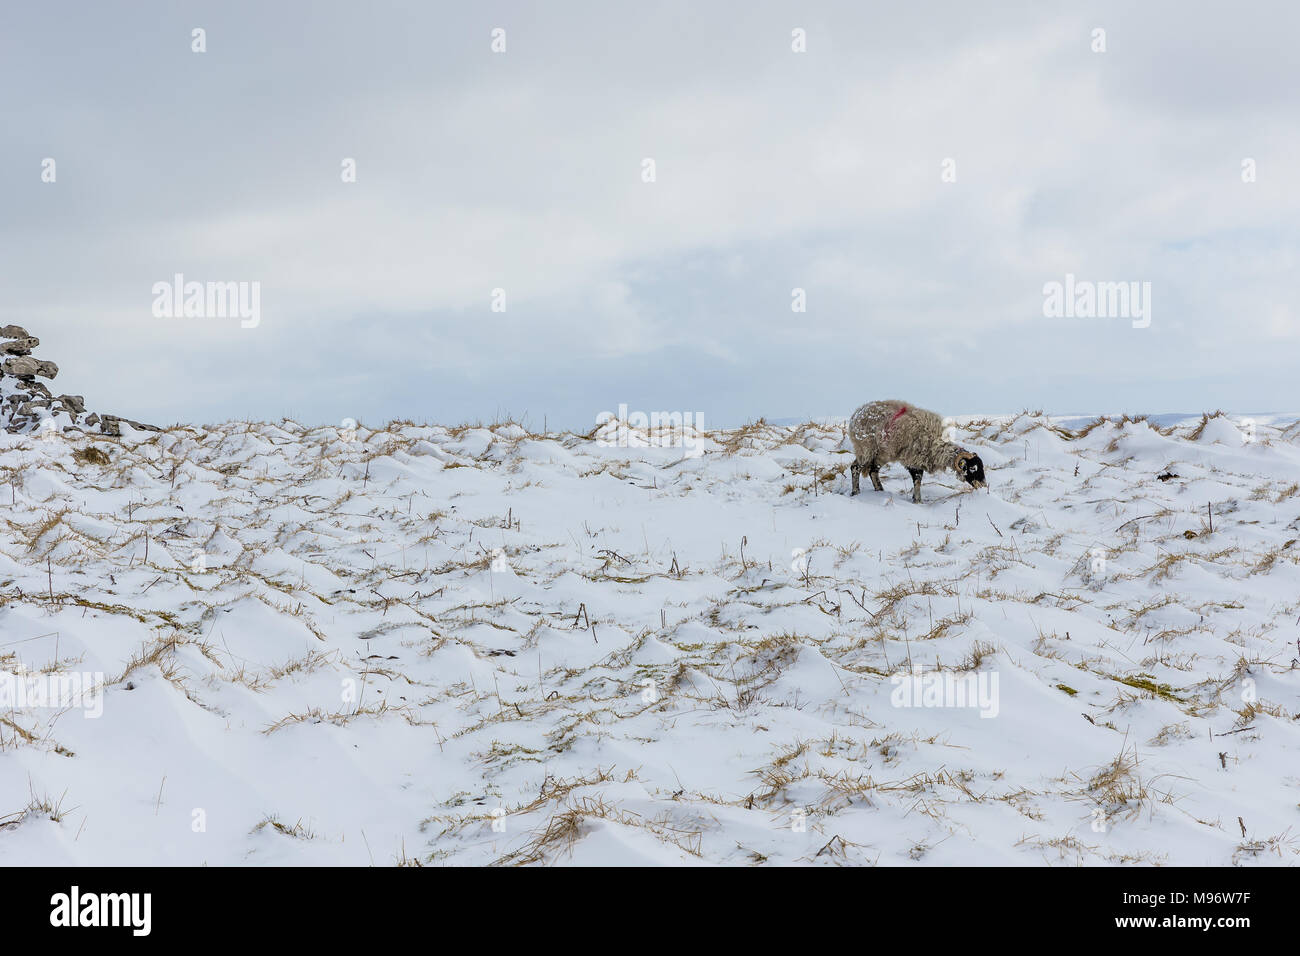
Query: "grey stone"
0 337 38 355
3 356 58 379
2 326 160 436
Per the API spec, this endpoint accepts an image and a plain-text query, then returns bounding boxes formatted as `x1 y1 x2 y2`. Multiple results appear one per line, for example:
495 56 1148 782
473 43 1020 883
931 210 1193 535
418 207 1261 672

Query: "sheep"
847 400 986 503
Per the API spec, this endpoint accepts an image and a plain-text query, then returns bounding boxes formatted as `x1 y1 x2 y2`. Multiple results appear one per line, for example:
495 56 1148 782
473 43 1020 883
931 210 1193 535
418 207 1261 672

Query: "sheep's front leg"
850 458 861 496
907 467 923 504
868 461 884 492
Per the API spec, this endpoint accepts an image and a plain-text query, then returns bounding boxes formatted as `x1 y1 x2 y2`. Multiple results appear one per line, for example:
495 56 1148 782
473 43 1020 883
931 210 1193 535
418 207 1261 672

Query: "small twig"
1116 514 1160 531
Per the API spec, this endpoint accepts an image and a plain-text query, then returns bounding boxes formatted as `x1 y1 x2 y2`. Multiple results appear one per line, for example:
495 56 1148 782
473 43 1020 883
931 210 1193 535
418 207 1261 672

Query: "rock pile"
1 325 158 436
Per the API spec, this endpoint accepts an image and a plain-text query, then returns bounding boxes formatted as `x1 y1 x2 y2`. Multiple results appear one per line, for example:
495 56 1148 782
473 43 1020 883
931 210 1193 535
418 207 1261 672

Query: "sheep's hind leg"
868 461 884 492
907 467 923 504
850 458 861 496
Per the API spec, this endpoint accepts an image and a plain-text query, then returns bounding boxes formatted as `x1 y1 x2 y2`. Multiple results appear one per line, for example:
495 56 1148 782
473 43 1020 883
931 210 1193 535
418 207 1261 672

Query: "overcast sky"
3 1 1298 429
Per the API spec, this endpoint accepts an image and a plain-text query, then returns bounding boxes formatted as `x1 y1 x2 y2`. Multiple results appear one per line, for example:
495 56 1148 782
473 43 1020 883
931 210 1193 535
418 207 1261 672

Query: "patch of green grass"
1112 673 1183 702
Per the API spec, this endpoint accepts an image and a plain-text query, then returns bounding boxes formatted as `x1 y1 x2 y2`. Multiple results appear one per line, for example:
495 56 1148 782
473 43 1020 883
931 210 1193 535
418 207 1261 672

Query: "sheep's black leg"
908 467 923 504
850 458 861 496
868 460 884 492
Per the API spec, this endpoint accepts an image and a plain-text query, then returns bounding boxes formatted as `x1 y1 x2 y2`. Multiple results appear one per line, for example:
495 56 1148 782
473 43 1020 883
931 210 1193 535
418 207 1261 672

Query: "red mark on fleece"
882 405 908 439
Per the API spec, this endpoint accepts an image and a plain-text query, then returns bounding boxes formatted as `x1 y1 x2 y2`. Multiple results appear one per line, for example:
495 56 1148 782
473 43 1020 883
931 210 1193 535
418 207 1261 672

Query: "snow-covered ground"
1 411 1298 866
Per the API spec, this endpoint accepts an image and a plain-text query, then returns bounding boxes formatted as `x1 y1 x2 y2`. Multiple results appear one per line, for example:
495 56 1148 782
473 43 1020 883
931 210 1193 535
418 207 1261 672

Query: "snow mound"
0 412 1297 866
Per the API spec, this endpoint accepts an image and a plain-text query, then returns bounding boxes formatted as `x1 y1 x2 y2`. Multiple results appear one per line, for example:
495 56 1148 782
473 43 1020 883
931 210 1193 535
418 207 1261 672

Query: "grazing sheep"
848 400 986 503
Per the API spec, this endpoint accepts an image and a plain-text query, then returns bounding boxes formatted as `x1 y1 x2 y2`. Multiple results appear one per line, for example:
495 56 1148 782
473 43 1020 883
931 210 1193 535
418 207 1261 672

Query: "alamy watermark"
889 665 1000 718
1043 274 1151 328
595 404 705 458
152 273 260 328
50 886 150 936
0 670 104 719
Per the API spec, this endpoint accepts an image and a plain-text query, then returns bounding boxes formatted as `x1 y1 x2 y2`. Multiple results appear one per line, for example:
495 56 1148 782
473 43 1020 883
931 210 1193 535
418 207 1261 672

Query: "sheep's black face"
961 454 986 488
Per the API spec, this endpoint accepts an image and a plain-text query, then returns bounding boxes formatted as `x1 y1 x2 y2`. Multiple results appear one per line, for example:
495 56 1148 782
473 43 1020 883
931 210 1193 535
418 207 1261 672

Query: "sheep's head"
954 450 987 489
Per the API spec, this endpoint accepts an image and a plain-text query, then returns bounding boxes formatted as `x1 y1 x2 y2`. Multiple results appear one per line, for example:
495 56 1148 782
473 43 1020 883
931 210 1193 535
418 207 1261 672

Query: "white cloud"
2 0 1298 425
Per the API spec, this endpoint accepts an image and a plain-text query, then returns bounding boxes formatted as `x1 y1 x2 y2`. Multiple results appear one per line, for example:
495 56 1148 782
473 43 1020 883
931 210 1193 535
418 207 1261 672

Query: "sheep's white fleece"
847 400 962 473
